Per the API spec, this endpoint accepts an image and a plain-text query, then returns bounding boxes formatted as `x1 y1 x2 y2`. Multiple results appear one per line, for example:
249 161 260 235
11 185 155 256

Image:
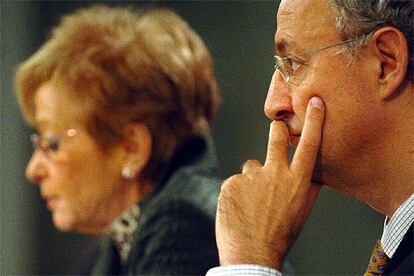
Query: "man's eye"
289 58 301 72
47 137 60 151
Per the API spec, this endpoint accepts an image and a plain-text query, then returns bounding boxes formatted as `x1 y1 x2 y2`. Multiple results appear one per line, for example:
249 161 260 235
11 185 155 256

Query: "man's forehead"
277 0 334 21
275 0 338 51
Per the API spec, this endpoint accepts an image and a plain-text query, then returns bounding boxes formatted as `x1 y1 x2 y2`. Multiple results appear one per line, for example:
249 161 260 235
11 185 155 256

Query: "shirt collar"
106 205 140 264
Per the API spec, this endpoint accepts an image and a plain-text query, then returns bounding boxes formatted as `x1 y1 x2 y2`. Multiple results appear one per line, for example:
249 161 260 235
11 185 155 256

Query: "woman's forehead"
34 80 89 130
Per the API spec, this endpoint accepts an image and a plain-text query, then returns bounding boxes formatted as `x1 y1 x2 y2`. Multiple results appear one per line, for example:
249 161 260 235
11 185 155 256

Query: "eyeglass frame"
30 128 78 158
273 31 374 83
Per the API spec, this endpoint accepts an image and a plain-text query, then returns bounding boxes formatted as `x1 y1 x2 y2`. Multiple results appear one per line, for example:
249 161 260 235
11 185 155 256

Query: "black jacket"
385 223 413 275
90 135 221 275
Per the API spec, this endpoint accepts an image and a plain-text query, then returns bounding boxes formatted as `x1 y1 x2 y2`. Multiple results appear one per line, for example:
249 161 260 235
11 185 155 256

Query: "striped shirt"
381 193 414 258
206 264 281 276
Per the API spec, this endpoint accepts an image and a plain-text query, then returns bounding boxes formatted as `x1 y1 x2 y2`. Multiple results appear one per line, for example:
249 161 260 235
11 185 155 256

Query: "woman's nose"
264 71 293 121
26 151 47 184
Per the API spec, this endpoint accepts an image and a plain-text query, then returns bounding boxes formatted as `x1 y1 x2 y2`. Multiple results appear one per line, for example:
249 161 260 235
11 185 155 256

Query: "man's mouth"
289 135 301 146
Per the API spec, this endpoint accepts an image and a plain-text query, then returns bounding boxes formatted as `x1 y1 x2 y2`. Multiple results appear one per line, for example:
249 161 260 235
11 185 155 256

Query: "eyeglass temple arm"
293 32 373 58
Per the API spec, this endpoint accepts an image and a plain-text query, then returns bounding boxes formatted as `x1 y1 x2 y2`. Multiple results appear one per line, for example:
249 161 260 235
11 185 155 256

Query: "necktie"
364 240 390 275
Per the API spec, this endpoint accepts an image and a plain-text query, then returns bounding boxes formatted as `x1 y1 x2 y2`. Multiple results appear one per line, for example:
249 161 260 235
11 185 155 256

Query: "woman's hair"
15 5 220 181
328 0 413 81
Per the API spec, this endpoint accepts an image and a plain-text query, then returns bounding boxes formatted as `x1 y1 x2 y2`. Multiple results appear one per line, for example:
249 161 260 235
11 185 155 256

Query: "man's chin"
288 139 324 185
311 154 324 185
311 176 324 186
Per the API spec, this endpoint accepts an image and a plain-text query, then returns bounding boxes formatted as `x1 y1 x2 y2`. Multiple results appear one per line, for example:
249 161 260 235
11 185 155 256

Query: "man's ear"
121 123 152 180
370 26 409 100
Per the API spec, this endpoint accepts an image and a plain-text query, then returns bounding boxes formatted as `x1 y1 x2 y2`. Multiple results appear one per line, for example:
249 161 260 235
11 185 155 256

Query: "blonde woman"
15 5 221 275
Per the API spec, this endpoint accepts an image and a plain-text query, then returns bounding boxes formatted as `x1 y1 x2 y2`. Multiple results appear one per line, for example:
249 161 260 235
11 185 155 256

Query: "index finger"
290 97 325 177
264 120 289 169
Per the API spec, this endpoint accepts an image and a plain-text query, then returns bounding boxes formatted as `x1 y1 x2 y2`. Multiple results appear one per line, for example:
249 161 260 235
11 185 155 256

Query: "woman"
14 5 221 275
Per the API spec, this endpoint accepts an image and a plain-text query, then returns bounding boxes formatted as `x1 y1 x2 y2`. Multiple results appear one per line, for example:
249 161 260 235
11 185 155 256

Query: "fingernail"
310 97 324 110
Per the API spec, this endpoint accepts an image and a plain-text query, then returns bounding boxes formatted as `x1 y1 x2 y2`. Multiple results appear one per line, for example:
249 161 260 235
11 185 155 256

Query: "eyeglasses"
274 32 372 83
30 128 77 158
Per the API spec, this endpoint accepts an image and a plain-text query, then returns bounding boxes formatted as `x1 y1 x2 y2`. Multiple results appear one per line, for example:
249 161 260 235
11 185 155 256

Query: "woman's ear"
121 123 152 180
370 26 409 100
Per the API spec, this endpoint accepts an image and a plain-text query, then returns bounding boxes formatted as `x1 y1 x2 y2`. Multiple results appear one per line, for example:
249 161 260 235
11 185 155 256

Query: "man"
208 0 413 275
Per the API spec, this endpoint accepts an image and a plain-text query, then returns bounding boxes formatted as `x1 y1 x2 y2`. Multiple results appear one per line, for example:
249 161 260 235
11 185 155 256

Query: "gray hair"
328 0 414 81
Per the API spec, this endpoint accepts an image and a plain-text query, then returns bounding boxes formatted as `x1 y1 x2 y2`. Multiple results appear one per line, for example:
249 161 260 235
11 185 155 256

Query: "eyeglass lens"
30 134 60 154
274 56 291 82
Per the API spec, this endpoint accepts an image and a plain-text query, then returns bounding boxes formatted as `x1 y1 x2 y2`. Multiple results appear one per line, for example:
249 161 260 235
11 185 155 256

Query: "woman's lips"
46 196 58 209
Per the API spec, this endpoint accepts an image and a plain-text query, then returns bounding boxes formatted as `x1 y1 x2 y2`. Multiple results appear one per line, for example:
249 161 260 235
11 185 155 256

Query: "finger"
290 97 325 178
241 159 263 173
264 120 289 169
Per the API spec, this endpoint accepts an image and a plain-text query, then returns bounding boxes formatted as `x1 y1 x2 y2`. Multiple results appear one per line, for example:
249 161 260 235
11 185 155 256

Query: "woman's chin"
52 211 75 232
52 211 106 234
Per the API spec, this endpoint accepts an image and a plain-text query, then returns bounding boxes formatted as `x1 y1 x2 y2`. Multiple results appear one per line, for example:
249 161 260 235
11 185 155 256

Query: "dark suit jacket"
384 224 413 275
89 135 221 275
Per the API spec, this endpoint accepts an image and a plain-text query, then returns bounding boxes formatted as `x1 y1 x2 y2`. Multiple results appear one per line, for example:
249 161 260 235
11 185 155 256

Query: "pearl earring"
121 167 134 180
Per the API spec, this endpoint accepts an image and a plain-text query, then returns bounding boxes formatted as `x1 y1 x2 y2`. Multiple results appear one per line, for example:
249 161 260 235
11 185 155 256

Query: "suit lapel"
385 224 413 275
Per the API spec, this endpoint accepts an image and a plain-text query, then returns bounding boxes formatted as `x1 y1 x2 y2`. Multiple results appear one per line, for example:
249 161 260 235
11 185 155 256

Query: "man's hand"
216 97 325 269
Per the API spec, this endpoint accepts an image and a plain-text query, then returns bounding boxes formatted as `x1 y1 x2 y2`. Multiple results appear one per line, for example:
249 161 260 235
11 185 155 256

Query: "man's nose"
26 151 47 185
264 71 293 120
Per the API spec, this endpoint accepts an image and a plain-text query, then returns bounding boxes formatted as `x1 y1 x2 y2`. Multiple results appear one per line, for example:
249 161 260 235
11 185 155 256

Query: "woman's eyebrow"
32 118 50 132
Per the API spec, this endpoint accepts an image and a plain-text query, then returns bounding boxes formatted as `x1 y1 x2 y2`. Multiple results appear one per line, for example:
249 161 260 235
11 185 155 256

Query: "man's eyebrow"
274 38 296 55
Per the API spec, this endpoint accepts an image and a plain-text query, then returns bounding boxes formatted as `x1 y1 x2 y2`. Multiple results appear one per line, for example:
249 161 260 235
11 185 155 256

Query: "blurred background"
1 1 383 275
